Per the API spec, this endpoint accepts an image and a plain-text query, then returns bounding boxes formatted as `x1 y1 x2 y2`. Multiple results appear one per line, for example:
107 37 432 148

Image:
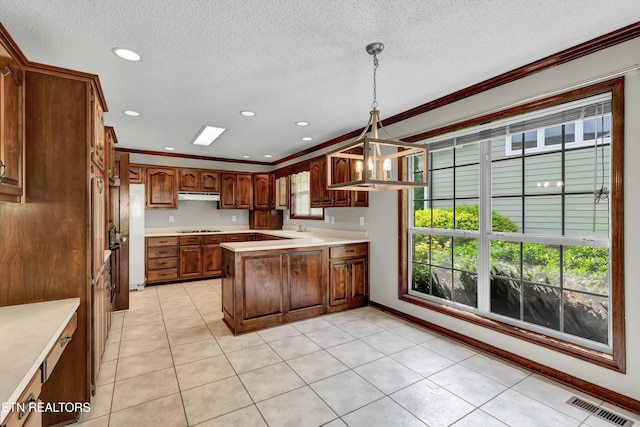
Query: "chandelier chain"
372 52 379 110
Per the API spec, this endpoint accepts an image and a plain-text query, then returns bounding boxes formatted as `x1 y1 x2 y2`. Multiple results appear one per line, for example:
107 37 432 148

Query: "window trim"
398 78 625 372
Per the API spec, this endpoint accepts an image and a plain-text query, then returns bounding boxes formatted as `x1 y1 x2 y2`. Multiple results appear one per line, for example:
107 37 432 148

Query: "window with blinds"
290 171 323 219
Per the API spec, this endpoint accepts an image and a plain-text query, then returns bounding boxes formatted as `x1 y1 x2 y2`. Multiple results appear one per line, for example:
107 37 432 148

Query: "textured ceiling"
2 1 640 163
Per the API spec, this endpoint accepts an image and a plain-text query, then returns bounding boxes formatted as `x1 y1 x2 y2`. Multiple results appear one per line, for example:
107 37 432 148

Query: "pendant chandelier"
326 42 427 191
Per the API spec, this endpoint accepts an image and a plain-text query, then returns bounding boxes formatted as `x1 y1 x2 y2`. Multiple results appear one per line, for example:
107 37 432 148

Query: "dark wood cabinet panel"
310 157 333 208
242 254 283 319
220 173 237 208
287 250 324 311
201 171 220 192
310 156 367 208
146 167 178 208
329 261 349 306
350 258 368 300
328 243 369 311
332 157 351 207
179 169 200 191
249 209 283 230
203 244 222 275
236 173 252 209
129 165 145 184
90 94 106 171
0 44 24 202
253 173 271 209
180 245 203 278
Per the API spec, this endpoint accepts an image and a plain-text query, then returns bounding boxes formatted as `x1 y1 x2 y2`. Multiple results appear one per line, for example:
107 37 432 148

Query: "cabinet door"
329 260 349 306
179 169 200 191
203 244 222 275
106 127 118 184
253 173 270 209
276 176 289 209
220 173 236 208
269 173 276 209
236 173 252 209
180 245 203 278
332 157 351 207
146 167 178 208
201 171 220 192
287 250 324 312
350 160 368 207
350 258 368 301
0 50 24 202
129 165 145 184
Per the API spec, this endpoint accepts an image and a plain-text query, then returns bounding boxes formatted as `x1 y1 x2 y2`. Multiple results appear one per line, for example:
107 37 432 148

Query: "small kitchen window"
290 171 323 219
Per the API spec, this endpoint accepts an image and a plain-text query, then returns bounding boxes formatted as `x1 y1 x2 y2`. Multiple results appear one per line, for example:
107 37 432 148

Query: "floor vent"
567 396 634 426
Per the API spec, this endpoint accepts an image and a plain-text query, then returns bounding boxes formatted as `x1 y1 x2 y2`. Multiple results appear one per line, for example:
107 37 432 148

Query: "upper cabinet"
220 172 252 209
253 173 274 209
129 164 145 184
146 167 178 208
275 176 289 210
309 156 368 208
179 168 220 192
0 42 24 203
105 126 118 184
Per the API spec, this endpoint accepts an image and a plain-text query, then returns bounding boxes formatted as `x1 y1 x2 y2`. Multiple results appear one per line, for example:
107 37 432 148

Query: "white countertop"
0 298 80 423
144 227 369 252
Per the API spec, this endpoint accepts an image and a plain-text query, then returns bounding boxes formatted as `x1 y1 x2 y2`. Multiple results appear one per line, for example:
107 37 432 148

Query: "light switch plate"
232 215 237 222
359 216 365 226
169 215 174 223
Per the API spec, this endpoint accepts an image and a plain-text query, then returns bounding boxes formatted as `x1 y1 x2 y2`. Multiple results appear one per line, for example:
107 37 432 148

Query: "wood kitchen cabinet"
146 167 178 208
146 236 179 283
129 164 145 184
253 173 272 209
222 247 325 334
203 240 222 276
220 172 252 209
275 176 289 209
106 126 118 184
249 209 283 230
310 156 368 208
0 40 24 203
179 169 220 192
328 243 369 312
180 245 203 279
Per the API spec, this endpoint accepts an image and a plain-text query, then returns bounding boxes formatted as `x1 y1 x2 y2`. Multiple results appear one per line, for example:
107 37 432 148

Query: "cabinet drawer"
147 246 178 258
148 257 178 270
147 268 178 282
203 235 224 244
224 234 245 242
329 243 368 259
147 236 178 247
42 313 77 383
4 368 42 427
179 236 203 245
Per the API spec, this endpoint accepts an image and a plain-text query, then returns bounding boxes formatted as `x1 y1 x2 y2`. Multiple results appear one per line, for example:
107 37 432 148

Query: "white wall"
366 37 640 401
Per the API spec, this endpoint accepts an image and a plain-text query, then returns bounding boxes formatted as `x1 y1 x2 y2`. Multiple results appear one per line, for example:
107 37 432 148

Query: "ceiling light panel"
123 110 140 116
295 121 309 126
112 47 141 61
240 110 256 117
191 125 226 146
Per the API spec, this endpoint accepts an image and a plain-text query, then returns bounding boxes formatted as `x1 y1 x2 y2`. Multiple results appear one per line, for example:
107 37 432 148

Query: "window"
290 171 323 219
401 81 624 371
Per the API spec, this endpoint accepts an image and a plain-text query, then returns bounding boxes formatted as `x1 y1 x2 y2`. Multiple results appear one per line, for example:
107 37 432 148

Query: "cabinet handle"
157 262 167 266
60 334 72 348
18 393 37 420
158 240 168 243
345 249 355 253
159 273 168 277
158 251 168 255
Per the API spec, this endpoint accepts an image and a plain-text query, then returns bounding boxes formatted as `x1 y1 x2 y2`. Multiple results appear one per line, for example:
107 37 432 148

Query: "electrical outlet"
359 216 365 226
330 216 335 224
325 216 330 224
231 215 237 222
169 215 174 223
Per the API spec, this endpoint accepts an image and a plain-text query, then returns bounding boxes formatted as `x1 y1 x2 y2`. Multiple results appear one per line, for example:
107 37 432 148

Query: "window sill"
397 292 623 373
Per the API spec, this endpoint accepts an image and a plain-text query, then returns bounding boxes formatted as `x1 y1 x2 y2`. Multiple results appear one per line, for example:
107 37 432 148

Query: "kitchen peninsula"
219 229 369 334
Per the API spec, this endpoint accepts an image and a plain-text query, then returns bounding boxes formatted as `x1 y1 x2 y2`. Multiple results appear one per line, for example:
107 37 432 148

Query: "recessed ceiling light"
191 125 226 146
242 155 251 159
123 110 140 117
295 121 309 126
112 47 141 61
302 137 313 141
264 154 273 158
165 147 175 151
240 111 256 117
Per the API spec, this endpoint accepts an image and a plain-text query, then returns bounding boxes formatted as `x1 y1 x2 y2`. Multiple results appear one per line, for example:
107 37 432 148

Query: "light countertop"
144 227 369 252
0 298 80 424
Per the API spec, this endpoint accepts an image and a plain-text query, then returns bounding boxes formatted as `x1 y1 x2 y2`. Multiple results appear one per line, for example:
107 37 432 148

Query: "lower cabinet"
146 237 179 283
180 245 203 279
203 244 222 276
222 247 325 334
222 243 369 334
328 243 369 312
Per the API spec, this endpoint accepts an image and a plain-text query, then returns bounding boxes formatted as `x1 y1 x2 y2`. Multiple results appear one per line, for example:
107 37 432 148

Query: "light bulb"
383 158 392 180
355 160 363 180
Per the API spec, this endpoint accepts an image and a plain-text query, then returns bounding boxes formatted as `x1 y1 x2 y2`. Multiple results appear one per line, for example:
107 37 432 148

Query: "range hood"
178 192 220 201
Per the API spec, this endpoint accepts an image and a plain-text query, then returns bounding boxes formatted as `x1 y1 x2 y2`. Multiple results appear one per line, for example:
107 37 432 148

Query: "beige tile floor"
76 279 639 427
